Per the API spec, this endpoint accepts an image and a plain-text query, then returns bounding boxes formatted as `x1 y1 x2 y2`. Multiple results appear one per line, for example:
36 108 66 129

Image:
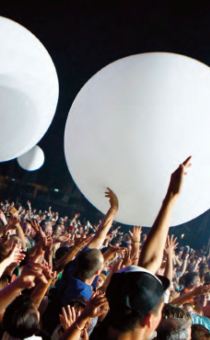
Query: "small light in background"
54 188 59 192
11 178 16 182
180 234 185 239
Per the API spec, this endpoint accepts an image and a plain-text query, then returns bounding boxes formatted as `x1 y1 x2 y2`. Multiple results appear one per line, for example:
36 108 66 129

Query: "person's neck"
84 275 96 286
107 326 149 340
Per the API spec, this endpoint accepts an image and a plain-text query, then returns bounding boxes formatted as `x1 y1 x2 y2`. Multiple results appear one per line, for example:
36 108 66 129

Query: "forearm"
56 246 83 270
45 248 53 267
171 290 196 305
0 258 11 279
103 248 116 262
139 195 176 273
131 242 140 265
31 280 52 309
179 257 188 277
174 255 182 267
88 207 117 249
191 261 200 272
15 223 27 250
0 279 22 316
101 270 114 292
164 253 173 282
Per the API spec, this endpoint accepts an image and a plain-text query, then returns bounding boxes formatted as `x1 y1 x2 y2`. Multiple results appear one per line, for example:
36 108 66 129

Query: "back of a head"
181 272 199 288
156 304 192 340
74 249 104 281
94 267 169 335
3 295 40 338
191 324 210 340
157 319 191 340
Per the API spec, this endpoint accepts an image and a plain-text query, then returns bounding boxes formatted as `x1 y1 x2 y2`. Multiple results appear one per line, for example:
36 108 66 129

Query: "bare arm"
164 235 177 282
88 188 119 249
0 244 25 279
0 262 44 318
55 236 93 271
60 293 108 340
31 266 55 309
171 284 210 305
130 226 142 265
139 156 192 274
15 222 27 250
178 253 189 278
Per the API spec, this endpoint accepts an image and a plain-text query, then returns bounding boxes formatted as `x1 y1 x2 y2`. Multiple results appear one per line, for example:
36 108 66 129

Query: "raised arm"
55 235 93 271
129 226 142 265
0 244 25 279
164 235 177 283
60 292 108 340
171 284 210 306
0 262 44 318
88 188 119 249
139 156 192 274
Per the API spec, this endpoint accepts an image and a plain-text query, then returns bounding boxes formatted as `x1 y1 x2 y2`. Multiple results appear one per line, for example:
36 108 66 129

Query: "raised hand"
42 262 56 281
84 291 109 318
17 262 47 289
112 257 124 273
59 305 77 331
122 248 132 267
6 243 25 265
9 207 19 219
129 226 142 243
105 188 119 211
166 156 192 199
0 209 7 225
165 235 178 256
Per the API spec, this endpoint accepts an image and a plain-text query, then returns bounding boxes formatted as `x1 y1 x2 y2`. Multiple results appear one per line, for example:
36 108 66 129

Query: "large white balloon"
0 17 59 161
17 145 45 171
65 52 210 226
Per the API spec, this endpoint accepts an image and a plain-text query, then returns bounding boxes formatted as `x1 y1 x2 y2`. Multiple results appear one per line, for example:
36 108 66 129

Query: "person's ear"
95 269 101 276
142 314 151 328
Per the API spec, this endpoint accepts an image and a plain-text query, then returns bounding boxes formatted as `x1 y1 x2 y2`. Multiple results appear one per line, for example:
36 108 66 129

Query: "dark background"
0 0 210 248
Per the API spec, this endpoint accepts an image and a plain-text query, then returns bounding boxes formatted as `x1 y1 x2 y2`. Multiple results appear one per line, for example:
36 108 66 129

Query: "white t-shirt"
2 332 42 340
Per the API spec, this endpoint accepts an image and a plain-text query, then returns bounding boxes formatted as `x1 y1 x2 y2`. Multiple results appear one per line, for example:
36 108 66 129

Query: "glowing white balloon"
0 17 59 161
17 145 45 171
65 53 210 226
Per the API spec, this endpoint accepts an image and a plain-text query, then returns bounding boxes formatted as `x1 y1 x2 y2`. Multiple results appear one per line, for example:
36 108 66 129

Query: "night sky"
1 1 210 246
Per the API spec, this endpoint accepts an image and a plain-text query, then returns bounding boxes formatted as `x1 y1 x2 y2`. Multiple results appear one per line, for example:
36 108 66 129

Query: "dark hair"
156 304 192 340
180 272 199 288
156 319 190 340
191 324 210 340
73 249 103 281
55 245 70 261
90 299 163 340
162 304 191 320
105 297 163 333
204 271 210 284
3 295 40 338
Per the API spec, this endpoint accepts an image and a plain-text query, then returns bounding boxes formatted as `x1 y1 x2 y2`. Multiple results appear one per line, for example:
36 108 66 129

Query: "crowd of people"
0 156 210 339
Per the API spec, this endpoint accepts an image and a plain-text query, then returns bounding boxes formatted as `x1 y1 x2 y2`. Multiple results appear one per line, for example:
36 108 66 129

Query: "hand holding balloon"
166 156 192 201
105 188 119 212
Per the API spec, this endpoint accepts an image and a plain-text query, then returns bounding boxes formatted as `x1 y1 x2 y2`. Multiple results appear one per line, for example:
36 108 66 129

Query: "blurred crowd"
0 156 210 339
